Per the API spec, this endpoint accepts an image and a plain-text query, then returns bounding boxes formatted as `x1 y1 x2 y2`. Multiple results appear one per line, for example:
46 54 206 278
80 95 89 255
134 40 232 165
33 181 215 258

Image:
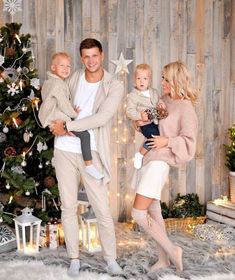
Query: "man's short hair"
79 38 103 55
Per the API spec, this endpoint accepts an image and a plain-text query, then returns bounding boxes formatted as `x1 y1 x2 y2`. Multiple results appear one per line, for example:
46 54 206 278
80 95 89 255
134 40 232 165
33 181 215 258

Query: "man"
48 38 124 276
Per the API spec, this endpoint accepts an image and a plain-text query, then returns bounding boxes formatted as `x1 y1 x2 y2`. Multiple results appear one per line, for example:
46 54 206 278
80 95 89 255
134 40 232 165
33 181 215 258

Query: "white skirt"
135 160 169 200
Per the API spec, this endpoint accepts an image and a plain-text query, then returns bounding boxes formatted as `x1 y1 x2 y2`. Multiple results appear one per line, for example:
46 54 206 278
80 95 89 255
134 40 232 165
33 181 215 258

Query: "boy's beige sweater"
143 95 198 167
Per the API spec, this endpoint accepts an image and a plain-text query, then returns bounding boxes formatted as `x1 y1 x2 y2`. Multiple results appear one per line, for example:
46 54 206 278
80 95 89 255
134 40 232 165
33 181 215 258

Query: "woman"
131 61 198 272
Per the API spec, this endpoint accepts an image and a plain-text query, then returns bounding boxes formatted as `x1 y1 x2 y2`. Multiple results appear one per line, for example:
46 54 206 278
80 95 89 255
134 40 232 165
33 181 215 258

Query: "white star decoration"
111 52 133 74
3 0 22 21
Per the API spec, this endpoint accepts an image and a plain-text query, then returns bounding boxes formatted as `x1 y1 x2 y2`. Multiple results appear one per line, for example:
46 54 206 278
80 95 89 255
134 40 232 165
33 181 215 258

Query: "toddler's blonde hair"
51 52 71 65
134 64 152 77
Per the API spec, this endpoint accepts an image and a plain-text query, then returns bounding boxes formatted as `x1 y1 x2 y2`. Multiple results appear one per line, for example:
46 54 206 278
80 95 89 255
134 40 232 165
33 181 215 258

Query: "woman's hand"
146 135 169 149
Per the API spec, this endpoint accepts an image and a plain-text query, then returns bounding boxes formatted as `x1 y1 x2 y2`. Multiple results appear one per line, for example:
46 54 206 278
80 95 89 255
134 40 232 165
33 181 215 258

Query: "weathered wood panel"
0 0 234 220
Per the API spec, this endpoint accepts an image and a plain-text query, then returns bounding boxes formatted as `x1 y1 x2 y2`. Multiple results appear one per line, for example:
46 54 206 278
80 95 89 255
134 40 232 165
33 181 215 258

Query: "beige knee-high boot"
131 208 183 271
148 200 170 270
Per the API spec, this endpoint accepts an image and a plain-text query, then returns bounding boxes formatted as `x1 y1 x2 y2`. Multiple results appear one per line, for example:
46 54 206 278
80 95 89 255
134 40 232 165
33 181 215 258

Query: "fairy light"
32 97 40 110
19 80 23 91
12 117 18 128
8 195 13 204
15 34 21 44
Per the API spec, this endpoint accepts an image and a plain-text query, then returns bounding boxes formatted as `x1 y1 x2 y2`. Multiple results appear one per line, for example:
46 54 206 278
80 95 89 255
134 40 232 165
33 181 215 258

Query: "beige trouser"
54 148 116 260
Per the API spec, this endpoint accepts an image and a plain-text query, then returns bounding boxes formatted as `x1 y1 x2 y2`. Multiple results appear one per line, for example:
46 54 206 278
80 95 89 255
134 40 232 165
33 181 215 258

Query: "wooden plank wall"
1 0 235 220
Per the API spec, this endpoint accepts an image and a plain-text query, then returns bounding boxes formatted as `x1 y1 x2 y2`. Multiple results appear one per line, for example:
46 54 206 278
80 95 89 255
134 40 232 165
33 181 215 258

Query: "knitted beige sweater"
143 95 198 167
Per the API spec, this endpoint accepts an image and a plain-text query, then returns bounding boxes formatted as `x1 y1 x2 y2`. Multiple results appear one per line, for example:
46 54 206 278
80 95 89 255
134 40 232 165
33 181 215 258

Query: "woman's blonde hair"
162 61 198 103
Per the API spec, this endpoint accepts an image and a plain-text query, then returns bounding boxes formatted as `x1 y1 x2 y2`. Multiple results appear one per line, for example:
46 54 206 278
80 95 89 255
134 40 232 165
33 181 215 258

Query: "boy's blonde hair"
51 52 71 65
134 64 152 77
162 61 198 103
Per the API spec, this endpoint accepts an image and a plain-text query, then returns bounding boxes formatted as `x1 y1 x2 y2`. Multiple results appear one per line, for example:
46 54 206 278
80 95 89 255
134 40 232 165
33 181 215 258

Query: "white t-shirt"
54 73 100 153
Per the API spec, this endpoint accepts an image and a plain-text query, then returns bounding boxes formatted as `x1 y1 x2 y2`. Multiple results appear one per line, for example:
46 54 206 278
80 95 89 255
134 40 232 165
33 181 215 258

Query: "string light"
15 34 21 44
19 79 23 91
12 117 18 128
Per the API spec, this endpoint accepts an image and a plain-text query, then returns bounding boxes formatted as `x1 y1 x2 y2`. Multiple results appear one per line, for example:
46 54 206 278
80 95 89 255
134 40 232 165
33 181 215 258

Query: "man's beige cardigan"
64 69 124 185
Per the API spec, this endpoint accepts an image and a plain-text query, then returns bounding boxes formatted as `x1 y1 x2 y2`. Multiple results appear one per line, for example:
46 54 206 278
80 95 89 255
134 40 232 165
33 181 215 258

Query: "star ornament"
111 52 133 74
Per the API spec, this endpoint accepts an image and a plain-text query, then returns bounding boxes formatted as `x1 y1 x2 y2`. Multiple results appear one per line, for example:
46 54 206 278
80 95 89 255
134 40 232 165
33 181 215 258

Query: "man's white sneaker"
106 260 124 275
67 259 80 278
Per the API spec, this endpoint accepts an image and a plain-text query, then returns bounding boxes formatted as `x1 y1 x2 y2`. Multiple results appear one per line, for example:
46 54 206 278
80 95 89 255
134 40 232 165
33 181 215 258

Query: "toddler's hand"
74 106 81 114
140 111 149 121
67 131 75 137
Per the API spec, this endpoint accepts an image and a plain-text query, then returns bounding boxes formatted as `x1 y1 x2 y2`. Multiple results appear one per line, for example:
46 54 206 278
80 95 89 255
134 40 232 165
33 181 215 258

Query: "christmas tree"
0 23 60 225
224 123 235 172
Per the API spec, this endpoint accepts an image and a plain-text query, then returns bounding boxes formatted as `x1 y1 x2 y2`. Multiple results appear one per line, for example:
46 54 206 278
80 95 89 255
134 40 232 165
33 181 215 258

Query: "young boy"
39 52 104 179
126 64 167 169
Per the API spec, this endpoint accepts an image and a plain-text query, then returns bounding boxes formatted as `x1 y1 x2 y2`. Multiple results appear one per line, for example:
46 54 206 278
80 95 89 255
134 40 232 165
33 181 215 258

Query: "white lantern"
77 186 89 213
14 207 41 254
80 206 101 252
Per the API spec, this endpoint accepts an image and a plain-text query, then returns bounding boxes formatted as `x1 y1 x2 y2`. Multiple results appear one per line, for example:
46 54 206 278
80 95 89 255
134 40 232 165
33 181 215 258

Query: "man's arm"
51 79 124 135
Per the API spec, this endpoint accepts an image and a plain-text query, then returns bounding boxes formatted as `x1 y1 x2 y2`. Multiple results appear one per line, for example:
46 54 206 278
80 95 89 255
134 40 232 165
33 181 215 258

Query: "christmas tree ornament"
5 183 10 190
37 141 44 152
0 132 7 143
21 104 28 111
12 117 22 128
30 78 40 90
45 160 50 166
38 162 43 169
23 130 31 143
44 176 56 188
5 47 15 57
21 159 27 167
4 146 16 157
2 126 9 133
3 67 18 81
43 143 48 150
11 165 25 174
16 66 22 73
0 55 4 66
25 190 30 196
22 67 29 75
7 82 19 96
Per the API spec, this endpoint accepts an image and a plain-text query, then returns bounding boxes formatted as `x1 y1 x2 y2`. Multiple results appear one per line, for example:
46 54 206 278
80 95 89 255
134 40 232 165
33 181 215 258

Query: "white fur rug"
0 223 235 280
0 260 234 280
